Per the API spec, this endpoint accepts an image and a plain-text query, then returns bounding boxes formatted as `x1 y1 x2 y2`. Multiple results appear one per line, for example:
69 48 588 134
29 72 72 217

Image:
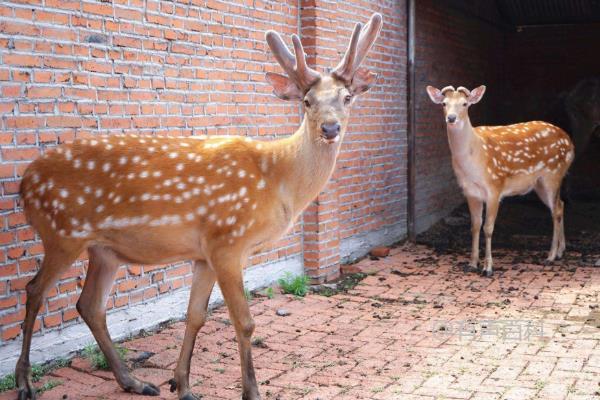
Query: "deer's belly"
501 175 537 198
97 226 204 264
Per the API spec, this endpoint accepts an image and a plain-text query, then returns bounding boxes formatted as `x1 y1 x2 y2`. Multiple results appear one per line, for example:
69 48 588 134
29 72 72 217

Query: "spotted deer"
14 14 382 400
426 85 574 277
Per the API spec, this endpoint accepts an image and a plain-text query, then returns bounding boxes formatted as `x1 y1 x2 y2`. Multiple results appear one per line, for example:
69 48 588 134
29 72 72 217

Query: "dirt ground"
1 199 599 400
418 196 600 268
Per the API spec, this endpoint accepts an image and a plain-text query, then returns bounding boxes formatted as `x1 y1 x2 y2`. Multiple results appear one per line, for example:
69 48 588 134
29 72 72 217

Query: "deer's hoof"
141 382 160 396
181 393 202 400
241 393 262 400
16 365 35 400
169 378 178 393
17 387 36 400
481 269 493 278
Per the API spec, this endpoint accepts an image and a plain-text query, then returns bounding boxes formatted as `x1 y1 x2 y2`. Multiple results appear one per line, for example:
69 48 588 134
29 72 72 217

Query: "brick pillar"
300 0 342 283
303 188 341 283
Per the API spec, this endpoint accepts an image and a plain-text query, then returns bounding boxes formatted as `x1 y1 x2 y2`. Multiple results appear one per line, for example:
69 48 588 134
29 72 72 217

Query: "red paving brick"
2 244 599 399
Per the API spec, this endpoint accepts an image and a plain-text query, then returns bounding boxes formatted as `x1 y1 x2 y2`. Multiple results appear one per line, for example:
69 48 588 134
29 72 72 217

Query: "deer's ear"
426 86 444 104
468 85 486 104
265 72 303 101
349 68 377 95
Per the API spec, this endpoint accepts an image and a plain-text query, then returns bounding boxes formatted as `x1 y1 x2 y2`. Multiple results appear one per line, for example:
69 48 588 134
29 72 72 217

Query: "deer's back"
20 135 277 258
475 121 574 179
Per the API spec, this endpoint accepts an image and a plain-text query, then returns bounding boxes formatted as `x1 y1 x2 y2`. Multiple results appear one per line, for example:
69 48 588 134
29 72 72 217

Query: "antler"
457 86 471 96
265 31 320 91
332 13 383 82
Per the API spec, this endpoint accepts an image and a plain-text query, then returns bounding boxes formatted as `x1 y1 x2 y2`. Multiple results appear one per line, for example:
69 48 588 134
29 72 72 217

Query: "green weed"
278 273 309 297
83 344 128 370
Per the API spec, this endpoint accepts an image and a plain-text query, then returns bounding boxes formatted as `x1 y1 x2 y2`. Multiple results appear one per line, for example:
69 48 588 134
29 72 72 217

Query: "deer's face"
426 85 487 129
303 76 354 144
441 91 470 127
265 14 382 145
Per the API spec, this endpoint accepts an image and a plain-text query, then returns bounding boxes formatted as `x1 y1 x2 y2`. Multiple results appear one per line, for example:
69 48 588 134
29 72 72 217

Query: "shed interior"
412 0 600 259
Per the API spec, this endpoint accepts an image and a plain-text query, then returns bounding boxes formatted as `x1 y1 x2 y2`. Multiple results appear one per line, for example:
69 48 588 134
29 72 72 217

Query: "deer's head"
265 14 383 144
426 85 486 129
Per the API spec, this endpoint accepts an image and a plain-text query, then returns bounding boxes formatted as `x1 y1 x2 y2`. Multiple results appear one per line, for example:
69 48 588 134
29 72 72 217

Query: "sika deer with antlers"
15 14 382 400
426 85 574 277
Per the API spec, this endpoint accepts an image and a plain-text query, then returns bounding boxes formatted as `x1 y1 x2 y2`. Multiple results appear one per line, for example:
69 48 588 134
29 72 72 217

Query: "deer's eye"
344 95 352 105
304 99 311 108
442 103 447 107
463 103 467 107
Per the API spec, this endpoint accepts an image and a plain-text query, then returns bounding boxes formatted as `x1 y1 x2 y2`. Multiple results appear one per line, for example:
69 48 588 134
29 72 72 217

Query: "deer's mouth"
321 134 340 144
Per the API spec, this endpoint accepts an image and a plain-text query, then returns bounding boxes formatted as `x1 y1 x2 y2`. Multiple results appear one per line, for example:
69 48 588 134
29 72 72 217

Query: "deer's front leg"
171 260 216 400
466 195 483 269
483 194 500 277
211 253 261 400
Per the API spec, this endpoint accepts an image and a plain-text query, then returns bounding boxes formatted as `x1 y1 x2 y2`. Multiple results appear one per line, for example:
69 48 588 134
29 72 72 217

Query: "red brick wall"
335 3 408 242
301 1 408 282
0 1 408 344
413 0 505 232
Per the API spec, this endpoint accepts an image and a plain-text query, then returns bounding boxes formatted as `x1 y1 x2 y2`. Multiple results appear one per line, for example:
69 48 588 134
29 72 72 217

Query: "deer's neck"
273 118 340 217
446 117 481 160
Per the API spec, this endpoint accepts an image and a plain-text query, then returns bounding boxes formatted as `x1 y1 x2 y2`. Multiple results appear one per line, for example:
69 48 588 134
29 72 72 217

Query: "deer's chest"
451 153 489 201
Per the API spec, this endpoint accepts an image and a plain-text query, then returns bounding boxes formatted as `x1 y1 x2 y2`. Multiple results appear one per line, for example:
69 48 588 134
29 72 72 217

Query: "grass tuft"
277 273 309 297
0 357 70 393
38 379 62 393
265 287 274 299
83 344 128 370
0 374 15 392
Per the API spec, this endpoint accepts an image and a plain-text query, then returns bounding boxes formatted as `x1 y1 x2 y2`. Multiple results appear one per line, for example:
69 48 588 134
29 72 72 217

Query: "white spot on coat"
196 206 207 215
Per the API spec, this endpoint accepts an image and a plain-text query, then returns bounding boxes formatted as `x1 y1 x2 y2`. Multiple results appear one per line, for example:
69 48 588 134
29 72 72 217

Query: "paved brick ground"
2 243 599 400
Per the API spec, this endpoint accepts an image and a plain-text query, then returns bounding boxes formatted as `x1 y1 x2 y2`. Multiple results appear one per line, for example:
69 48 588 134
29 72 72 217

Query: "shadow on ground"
418 197 600 268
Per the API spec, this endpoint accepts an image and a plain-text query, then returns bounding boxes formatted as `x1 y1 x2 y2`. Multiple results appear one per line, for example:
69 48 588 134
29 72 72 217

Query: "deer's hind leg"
16 239 84 400
76 246 160 396
534 175 565 261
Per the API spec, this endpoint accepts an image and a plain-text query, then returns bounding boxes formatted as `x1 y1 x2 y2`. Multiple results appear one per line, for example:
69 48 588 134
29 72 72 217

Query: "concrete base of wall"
340 222 406 263
415 206 458 235
0 255 303 376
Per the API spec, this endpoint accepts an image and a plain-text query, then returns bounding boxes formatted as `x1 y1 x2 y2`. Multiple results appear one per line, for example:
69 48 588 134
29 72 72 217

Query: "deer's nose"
321 122 341 140
447 114 457 123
